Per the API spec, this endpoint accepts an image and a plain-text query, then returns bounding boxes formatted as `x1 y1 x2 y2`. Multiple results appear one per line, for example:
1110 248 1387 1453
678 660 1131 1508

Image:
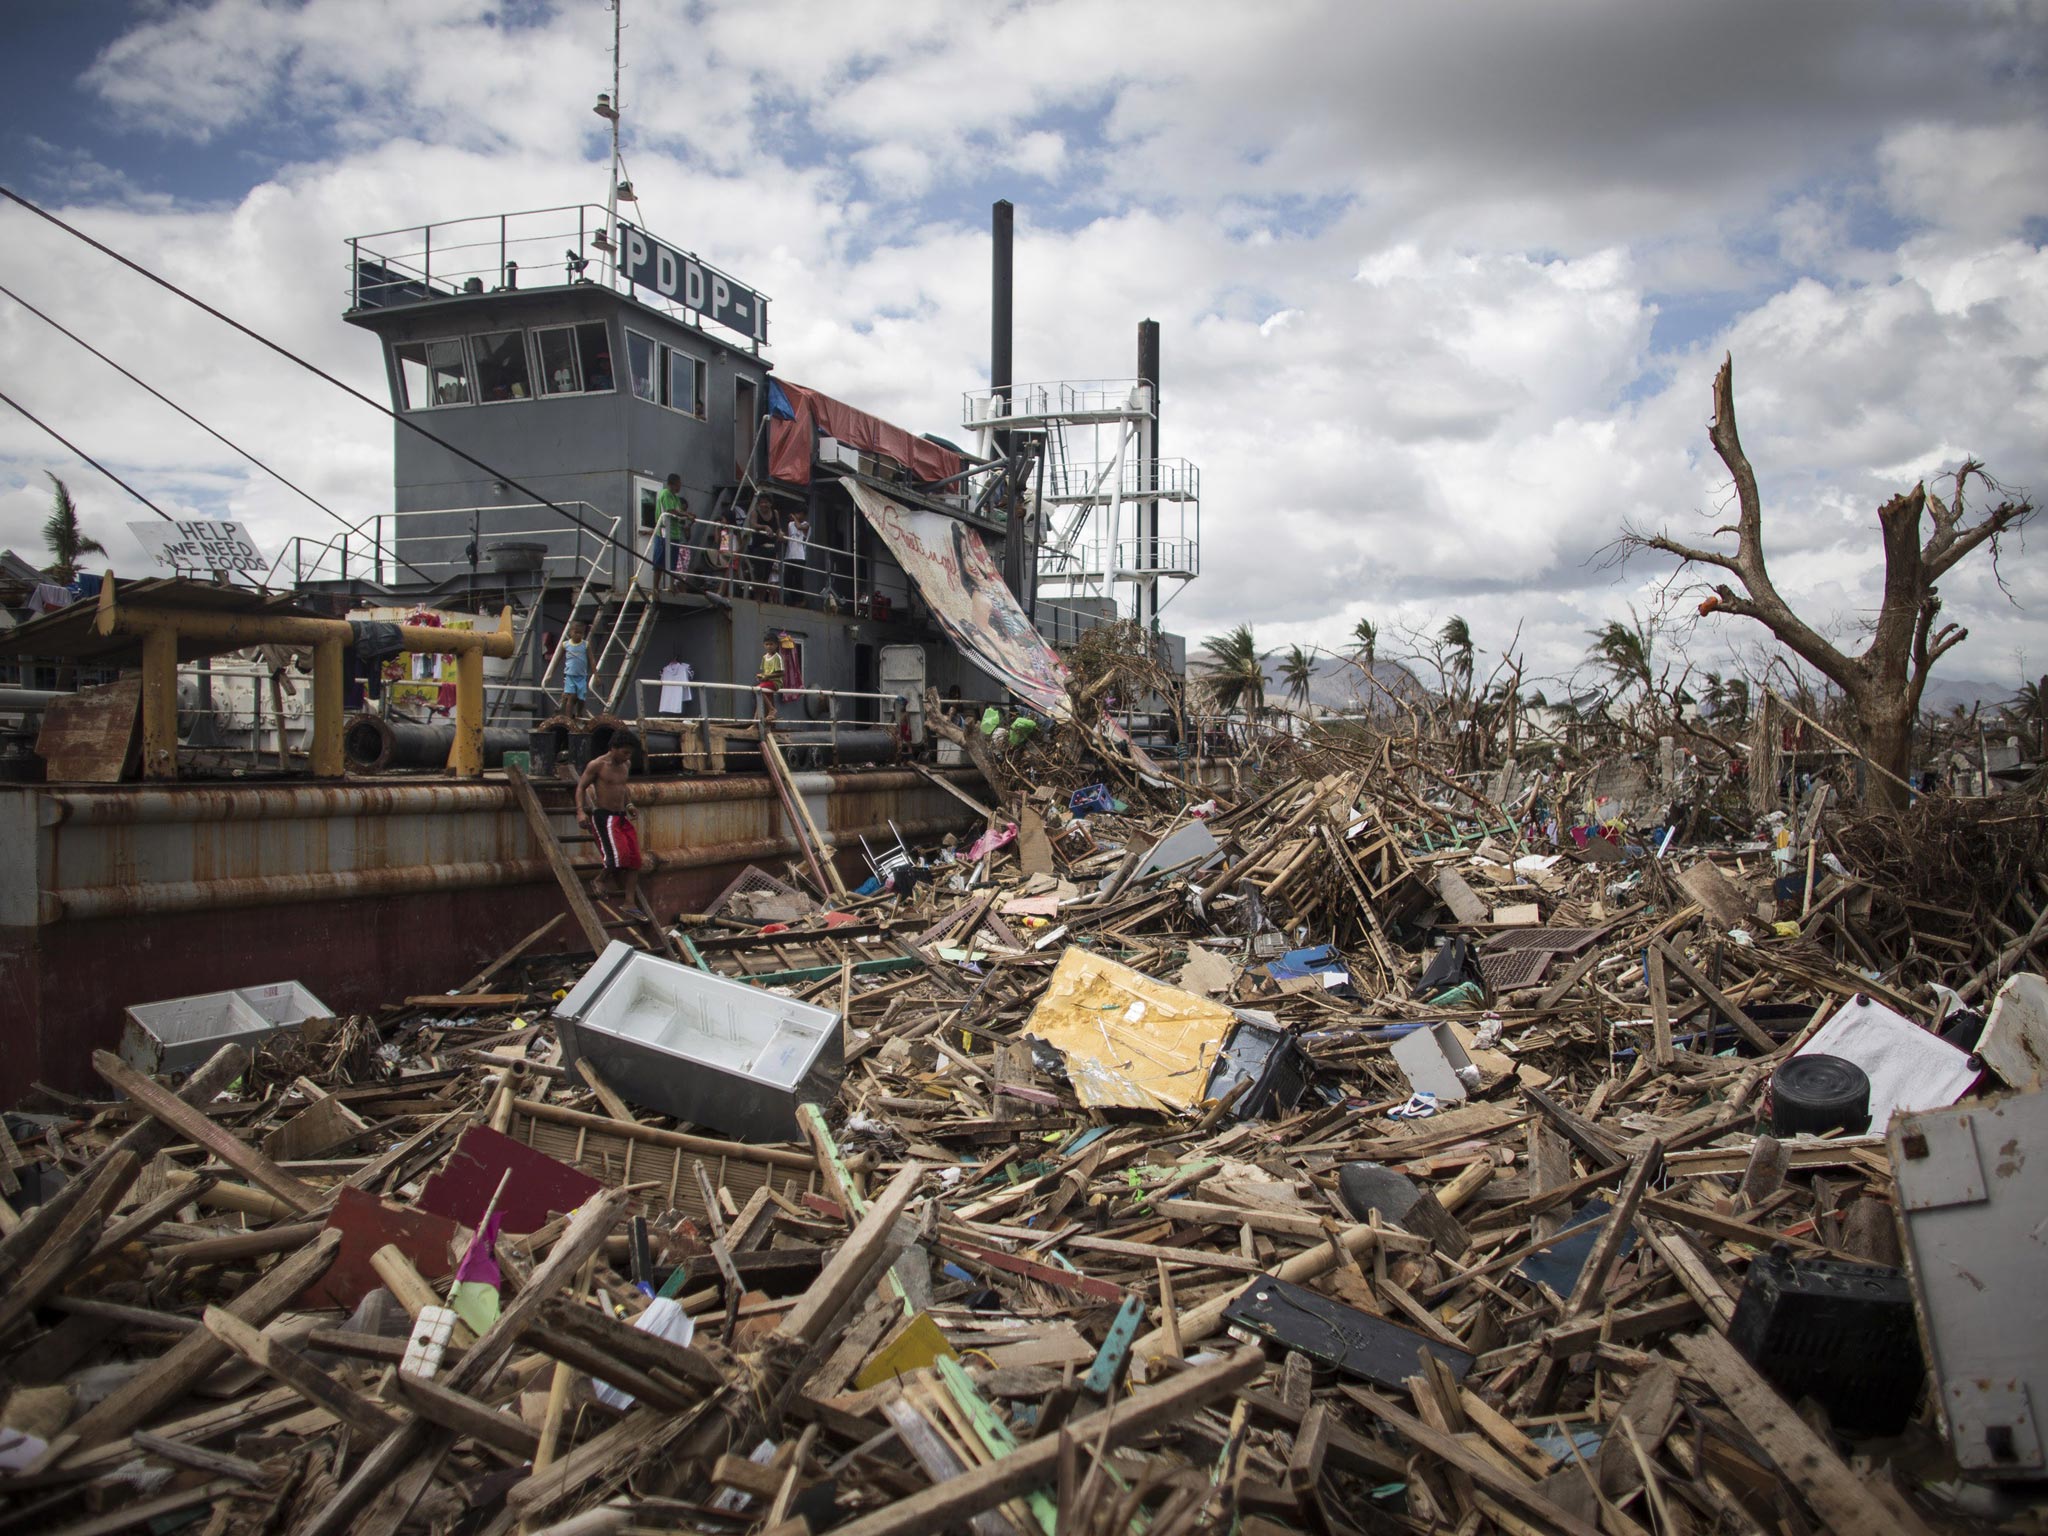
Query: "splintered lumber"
1341 1385 1606 1536
509 762 613 955
826 1346 1267 1536
1130 1221 1395 1369
0 1043 247 1283
200 1307 400 1440
1673 1329 1937 1536
306 1188 632 1536
764 730 848 897
1561 1141 1662 1320
61 1228 342 1452
0 1151 138 1341
454 911 566 994
0 707 2013 1536
776 1161 926 1349
91 1050 325 1215
1651 936 1777 1052
390 1371 544 1459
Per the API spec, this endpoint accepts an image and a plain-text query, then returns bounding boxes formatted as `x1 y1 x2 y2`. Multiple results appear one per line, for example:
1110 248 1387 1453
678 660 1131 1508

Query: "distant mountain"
1258 653 1428 715
1920 675 2021 717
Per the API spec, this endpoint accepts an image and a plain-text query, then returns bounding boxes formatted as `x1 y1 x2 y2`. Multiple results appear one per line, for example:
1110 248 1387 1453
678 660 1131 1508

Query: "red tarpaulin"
767 380 966 486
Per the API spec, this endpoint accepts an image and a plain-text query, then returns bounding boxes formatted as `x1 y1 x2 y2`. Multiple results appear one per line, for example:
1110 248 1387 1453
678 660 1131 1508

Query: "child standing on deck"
756 631 785 730
560 620 590 720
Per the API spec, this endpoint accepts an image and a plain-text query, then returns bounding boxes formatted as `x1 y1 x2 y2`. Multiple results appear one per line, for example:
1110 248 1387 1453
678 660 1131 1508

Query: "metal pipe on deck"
34 766 976 824
343 714 530 773
42 811 974 921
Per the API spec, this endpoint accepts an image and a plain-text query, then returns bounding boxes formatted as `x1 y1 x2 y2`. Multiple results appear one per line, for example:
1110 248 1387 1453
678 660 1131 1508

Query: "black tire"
1770 1054 1872 1136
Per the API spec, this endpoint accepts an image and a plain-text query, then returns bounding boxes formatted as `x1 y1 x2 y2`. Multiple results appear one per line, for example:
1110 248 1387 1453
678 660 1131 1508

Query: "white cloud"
0 0 2041 700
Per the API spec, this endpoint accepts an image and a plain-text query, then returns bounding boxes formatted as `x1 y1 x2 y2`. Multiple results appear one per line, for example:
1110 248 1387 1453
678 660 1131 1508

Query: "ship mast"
597 0 624 283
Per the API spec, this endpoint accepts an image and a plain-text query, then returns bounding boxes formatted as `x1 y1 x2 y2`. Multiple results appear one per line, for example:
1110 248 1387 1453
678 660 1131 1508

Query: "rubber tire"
1771 1053 1872 1136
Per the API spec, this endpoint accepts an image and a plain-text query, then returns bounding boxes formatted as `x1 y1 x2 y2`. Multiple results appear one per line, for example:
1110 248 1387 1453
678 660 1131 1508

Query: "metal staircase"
590 586 657 714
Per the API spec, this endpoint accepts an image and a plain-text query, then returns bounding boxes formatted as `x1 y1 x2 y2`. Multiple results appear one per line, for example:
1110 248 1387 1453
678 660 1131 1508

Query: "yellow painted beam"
310 638 344 778
449 649 485 777
139 626 180 781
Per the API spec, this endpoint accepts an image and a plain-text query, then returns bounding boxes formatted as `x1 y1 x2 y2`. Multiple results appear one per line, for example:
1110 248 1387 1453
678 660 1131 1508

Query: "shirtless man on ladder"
575 739 649 921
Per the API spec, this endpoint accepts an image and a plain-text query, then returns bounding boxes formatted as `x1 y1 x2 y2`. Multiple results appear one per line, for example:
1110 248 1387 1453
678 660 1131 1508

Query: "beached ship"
0 187 1201 1102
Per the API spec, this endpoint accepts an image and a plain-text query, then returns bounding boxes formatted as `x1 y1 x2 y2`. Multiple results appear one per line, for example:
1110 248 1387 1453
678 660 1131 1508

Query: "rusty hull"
0 767 982 1102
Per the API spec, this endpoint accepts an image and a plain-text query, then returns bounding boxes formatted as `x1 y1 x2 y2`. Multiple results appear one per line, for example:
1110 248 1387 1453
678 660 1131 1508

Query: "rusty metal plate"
1478 947 1553 991
1480 926 1605 955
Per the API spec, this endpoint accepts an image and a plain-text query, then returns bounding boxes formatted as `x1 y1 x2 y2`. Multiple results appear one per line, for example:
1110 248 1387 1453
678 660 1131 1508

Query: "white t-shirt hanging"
658 660 694 713
785 519 808 561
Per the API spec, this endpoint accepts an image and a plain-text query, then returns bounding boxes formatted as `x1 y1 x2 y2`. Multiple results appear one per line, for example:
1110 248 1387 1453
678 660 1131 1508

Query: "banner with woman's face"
845 482 1071 719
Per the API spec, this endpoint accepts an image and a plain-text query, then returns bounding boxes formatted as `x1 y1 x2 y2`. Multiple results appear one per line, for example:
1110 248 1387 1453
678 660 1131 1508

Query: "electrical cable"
0 279 436 585
0 185 660 579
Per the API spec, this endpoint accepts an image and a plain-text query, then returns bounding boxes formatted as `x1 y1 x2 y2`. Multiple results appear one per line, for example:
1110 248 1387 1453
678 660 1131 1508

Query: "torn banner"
844 482 1070 720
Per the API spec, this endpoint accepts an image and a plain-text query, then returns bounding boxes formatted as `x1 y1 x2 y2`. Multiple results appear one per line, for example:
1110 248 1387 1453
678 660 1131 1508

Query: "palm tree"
43 475 108 583
1721 676 1750 727
2008 676 2048 759
1350 617 1378 671
1280 644 1316 713
1439 615 1473 694
1585 617 1653 699
1199 624 1268 717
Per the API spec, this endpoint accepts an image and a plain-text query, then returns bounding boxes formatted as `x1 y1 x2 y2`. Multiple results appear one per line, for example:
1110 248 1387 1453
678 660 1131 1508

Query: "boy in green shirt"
653 474 691 591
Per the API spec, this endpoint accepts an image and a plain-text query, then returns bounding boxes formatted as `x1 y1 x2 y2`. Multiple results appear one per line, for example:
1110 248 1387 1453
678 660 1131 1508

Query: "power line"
0 184 660 579
0 384 182 528
0 279 435 585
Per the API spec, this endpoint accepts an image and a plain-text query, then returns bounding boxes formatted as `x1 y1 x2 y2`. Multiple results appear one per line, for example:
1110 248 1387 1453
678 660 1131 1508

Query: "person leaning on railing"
653 475 691 592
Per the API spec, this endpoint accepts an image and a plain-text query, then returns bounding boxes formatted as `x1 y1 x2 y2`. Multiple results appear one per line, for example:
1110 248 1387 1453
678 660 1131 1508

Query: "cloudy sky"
2 0 2044 701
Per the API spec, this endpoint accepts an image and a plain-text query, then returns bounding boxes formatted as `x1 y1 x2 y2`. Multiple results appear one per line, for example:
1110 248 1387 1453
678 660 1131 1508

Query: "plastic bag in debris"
592 1299 695 1410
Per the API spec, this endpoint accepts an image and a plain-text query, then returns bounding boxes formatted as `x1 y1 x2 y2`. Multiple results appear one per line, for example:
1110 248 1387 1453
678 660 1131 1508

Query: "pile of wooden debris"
3 757 2043 1536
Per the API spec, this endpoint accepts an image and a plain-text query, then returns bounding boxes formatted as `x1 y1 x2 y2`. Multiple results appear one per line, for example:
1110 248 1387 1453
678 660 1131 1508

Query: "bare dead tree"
1623 354 2034 809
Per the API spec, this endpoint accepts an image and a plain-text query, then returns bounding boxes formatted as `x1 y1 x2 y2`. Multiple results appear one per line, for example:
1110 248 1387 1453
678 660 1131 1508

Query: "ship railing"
1111 536 1201 580
344 204 769 351
632 678 910 767
962 379 1151 429
279 517 396 586
645 524 920 617
1043 456 1200 505
381 503 619 589
1034 597 1128 648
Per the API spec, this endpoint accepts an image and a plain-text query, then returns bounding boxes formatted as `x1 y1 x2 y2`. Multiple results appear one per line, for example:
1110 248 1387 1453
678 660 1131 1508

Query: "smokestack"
1137 318 1160 631
993 200 1028 601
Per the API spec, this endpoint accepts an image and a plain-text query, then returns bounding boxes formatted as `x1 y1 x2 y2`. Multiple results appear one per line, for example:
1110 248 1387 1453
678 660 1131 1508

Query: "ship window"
626 329 658 403
534 327 579 395
625 327 707 418
537 322 614 395
666 348 707 418
576 322 614 392
393 338 472 409
472 330 533 403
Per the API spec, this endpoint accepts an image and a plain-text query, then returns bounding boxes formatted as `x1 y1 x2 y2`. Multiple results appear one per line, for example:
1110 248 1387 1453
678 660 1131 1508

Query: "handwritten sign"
130 519 270 575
